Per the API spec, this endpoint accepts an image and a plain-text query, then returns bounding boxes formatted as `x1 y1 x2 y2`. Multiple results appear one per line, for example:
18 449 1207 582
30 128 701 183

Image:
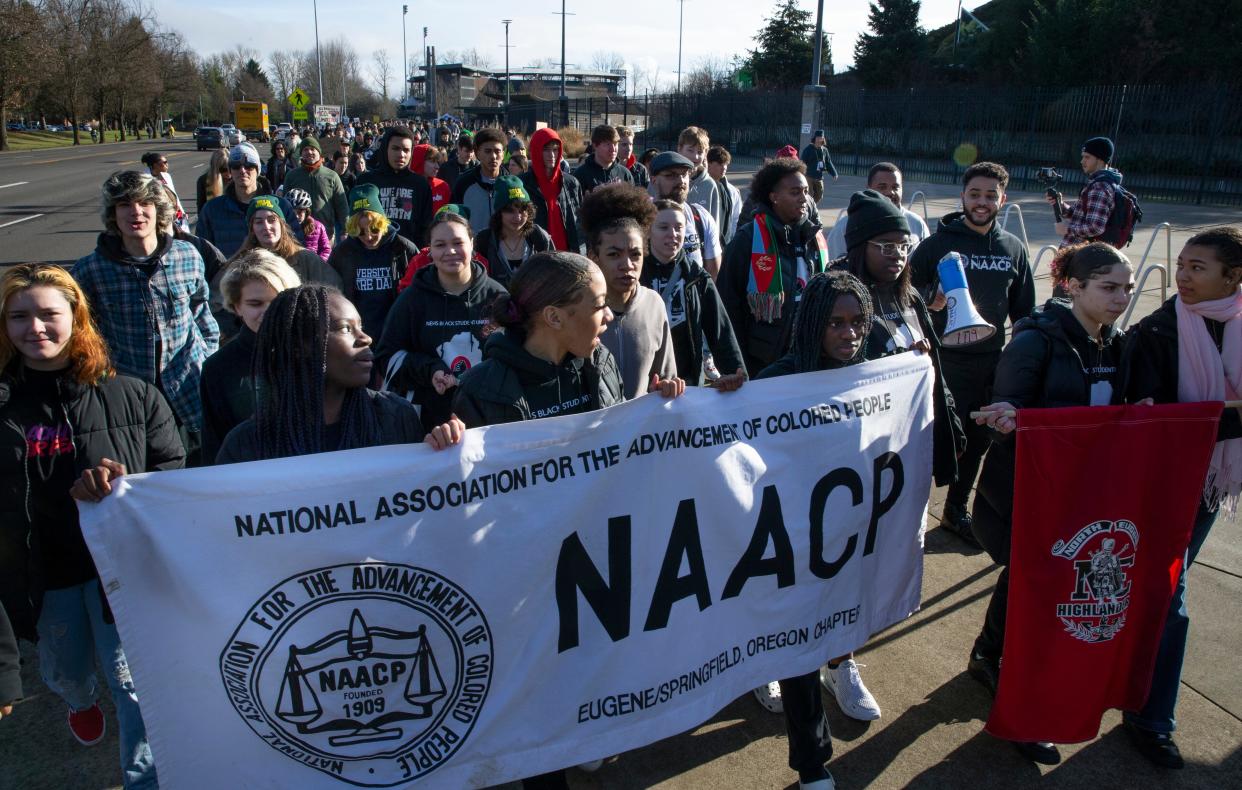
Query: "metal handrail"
1120 263 1169 330
1030 244 1060 280
998 203 1030 251
907 191 930 221
1133 222 1173 284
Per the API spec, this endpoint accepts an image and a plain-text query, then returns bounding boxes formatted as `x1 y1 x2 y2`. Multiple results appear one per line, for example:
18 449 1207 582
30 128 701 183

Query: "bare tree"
683 55 731 94
0 0 48 150
372 49 392 100
641 64 663 95
627 62 647 97
269 50 301 111
591 51 625 71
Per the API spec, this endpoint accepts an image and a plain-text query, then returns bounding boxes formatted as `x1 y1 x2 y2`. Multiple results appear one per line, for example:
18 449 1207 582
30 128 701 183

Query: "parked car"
6 122 28 131
223 126 243 146
274 122 293 142
196 126 226 150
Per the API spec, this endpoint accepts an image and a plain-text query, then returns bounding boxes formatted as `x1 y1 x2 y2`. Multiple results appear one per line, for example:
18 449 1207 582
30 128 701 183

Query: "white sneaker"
752 681 783 713
798 770 837 790
820 659 880 721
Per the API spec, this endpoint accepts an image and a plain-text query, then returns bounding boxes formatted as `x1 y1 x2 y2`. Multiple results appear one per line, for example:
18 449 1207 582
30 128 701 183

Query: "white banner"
81 353 934 788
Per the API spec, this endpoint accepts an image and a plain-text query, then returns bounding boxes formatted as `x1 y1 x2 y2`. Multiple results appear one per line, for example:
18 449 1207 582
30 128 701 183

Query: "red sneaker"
67 703 106 746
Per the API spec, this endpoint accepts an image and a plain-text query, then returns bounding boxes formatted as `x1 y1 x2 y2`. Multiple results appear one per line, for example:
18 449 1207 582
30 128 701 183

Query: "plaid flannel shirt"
1061 175 1116 245
72 235 220 431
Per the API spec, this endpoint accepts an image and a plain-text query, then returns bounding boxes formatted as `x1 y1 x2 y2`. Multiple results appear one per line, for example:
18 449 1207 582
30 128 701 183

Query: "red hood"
529 127 563 192
411 143 433 175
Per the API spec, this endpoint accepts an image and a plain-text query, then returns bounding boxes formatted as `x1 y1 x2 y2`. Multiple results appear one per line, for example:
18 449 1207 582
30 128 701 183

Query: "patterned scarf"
747 214 828 323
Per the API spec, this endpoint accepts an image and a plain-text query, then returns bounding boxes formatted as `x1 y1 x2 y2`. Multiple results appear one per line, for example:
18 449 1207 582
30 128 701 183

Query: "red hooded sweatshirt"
411 143 452 213
528 127 568 250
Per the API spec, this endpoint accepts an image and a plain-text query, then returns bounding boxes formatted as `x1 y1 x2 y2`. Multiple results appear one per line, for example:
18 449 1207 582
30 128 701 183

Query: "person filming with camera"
1046 136 1137 248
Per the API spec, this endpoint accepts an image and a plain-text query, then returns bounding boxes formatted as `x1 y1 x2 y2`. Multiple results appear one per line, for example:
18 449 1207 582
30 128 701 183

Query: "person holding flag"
1119 226 1242 768
970 241 1136 763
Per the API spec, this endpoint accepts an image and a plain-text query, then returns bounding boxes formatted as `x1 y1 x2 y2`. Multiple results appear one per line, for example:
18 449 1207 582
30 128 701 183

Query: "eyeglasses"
867 240 913 257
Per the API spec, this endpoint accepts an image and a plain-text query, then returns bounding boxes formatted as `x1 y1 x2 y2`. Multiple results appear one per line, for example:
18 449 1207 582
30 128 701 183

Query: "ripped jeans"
36 581 157 789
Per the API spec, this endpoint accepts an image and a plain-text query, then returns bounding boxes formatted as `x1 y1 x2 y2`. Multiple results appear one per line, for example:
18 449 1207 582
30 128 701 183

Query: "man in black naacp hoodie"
376 257 507 432
909 161 1034 545
355 125 434 247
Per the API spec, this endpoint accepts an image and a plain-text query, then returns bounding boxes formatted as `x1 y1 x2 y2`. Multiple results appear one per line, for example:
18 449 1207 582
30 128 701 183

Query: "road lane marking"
0 214 44 228
0 182 29 189
193 163 205 168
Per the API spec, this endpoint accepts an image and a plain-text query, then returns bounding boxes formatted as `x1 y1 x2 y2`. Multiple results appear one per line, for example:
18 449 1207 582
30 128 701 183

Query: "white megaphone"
936 252 996 347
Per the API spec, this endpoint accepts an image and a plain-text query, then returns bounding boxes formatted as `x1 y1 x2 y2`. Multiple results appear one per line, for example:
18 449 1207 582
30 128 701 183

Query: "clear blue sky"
161 0 965 93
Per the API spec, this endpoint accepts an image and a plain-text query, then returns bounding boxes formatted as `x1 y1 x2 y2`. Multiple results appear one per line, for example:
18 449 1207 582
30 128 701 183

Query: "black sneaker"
1012 740 1061 765
941 505 980 547
967 650 1000 697
1123 721 1184 769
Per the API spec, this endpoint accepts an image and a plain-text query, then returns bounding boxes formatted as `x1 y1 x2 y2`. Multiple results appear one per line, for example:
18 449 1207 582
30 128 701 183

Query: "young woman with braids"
1 263 184 788
1116 226 1242 769
971 241 1135 765
753 270 874 790
215 285 463 464
579 183 680 400
453 251 683 787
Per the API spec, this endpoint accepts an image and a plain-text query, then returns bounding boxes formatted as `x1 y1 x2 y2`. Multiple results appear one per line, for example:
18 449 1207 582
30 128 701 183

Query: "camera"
1035 167 1062 188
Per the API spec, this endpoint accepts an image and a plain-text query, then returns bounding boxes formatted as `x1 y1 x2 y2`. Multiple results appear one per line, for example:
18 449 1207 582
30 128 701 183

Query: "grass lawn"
2 130 187 151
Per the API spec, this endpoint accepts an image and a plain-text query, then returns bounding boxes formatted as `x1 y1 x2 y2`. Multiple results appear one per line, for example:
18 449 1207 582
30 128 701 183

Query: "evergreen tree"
744 0 816 88
853 0 928 88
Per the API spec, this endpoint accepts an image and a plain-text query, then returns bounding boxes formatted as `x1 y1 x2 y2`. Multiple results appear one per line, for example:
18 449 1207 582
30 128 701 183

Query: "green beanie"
298 137 322 156
348 184 384 217
491 175 531 215
436 203 471 221
246 194 285 224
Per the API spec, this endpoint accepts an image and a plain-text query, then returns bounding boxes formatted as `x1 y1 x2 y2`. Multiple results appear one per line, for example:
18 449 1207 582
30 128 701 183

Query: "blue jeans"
36 581 157 789
1124 502 1219 735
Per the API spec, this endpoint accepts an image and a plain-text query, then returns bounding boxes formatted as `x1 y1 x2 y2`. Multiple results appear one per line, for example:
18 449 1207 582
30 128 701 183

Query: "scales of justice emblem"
276 609 445 746
221 563 494 786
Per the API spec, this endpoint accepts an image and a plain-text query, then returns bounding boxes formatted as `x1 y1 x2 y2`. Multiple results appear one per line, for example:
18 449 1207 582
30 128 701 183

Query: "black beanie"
1083 136 1114 163
845 189 909 251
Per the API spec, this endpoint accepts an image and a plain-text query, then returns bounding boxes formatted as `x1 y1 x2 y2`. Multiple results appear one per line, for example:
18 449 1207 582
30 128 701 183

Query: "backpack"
1098 184 1143 248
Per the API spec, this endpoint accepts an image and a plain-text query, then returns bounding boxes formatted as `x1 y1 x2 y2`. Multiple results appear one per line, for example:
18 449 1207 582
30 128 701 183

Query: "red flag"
986 402 1222 743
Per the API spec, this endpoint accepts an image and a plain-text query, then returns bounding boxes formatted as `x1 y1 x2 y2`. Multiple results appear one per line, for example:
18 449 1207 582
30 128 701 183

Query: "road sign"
314 104 342 125
288 88 310 109
292 110 308 121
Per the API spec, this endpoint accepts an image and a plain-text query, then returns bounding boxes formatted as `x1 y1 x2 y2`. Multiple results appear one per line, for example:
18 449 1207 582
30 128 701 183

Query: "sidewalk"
0 168 1238 790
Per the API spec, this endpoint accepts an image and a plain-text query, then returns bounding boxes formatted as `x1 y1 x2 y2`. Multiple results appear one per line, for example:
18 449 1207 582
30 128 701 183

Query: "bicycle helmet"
286 188 312 210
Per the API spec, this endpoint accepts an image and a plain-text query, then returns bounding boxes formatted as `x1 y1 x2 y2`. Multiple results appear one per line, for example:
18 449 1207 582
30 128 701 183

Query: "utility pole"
677 0 684 95
502 19 513 128
553 1 574 125
402 5 409 102
313 0 324 104
811 0 824 86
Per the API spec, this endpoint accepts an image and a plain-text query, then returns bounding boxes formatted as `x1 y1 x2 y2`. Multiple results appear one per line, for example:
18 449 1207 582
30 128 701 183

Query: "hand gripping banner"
987 402 1222 743
81 354 934 788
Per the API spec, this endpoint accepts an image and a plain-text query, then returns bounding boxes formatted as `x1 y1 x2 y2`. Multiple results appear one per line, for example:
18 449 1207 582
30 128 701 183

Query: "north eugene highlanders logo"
220 563 493 786
1050 519 1138 643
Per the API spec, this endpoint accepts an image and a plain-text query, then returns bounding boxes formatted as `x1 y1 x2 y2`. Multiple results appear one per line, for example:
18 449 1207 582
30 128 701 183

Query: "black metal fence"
504 83 1242 206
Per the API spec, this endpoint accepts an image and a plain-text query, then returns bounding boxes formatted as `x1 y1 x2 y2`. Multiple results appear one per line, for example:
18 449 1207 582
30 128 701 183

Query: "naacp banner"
80 353 933 788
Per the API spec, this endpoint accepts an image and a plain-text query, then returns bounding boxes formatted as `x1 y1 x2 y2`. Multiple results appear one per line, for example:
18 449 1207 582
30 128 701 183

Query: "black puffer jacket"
453 331 624 427
1121 296 1242 442
473 225 554 286
641 250 745 384
973 299 1126 540
214 388 426 464
0 366 185 644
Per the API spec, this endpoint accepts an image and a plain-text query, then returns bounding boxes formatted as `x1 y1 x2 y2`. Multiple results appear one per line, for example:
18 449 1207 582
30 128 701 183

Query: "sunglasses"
229 162 257 171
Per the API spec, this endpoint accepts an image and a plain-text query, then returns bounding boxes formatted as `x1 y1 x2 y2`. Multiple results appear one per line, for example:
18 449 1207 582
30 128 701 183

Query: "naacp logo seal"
1051 519 1138 643
220 563 493 786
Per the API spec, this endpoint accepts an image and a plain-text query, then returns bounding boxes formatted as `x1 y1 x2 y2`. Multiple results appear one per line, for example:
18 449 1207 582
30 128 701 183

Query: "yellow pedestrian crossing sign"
288 88 310 109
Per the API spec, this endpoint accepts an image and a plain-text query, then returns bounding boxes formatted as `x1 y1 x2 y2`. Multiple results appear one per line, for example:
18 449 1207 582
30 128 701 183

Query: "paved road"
0 138 210 266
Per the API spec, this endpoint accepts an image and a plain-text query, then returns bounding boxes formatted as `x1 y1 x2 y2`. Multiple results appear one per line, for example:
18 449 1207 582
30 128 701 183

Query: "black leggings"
778 670 834 774
941 349 1001 512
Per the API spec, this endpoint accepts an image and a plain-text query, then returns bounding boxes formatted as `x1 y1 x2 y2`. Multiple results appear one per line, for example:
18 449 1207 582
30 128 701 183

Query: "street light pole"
552 1 574 126
402 5 409 103
313 0 324 104
677 0 684 94
502 19 512 128
811 0 824 86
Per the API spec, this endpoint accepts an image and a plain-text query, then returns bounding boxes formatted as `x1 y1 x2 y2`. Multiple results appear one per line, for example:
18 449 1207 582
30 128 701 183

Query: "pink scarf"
1176 291 1242 507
